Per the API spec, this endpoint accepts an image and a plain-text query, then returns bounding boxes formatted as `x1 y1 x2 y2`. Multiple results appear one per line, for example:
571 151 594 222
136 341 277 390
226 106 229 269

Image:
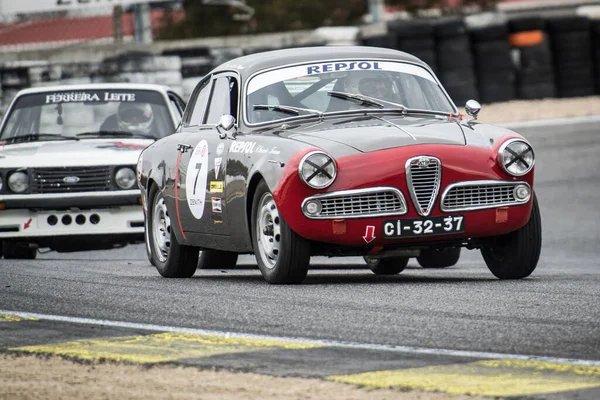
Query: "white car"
0 83 186 259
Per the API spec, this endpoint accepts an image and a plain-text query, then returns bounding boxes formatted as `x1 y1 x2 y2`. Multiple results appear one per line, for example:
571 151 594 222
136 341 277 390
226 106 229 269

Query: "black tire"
417 248 461 268
434 17 467 38
198 249 238 269
2 242 37 260
508 16 544 33
470 24 508 42
143 206 156 267
147 185 198 278
481 193 542 279
364 256 408 275
251 181 310 284
546 16 591 33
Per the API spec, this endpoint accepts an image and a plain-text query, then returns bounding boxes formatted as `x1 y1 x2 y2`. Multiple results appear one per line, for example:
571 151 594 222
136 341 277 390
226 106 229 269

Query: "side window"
168 94 183 123
205 77 232 125
186 78 212 127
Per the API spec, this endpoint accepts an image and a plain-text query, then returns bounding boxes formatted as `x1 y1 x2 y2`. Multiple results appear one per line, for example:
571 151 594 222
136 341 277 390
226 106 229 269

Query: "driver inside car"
100 102 155 135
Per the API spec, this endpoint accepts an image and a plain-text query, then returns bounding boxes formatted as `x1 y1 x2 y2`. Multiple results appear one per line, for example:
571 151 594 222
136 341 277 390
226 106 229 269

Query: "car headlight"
497 139 535 176
299 151 337 189
115 167 136 189
8 171 29 193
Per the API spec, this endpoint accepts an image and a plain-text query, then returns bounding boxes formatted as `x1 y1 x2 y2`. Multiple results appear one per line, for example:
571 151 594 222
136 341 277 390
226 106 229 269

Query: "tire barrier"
593 20 600 94
546 15 595 98
388 19 437 74
2 12 600 115
470 23 515 103
435 17 478 107
508 16 556 100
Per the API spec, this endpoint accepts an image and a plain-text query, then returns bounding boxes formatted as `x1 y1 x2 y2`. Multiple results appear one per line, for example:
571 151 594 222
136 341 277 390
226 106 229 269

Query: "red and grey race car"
137 46 541 284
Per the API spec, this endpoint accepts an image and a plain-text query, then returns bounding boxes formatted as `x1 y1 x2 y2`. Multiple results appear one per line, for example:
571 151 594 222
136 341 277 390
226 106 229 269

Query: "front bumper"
0 205 144 239
0 190 141 209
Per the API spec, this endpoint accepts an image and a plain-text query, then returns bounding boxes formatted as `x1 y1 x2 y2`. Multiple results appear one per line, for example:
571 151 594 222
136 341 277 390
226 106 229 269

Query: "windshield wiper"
327 91 407 111
76 131 157 140
2 133 80 144
253 104 323 117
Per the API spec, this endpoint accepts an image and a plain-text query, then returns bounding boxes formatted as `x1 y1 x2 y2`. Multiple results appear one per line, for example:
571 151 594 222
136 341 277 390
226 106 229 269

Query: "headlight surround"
8 171 29 193
115 167 136 190
298 151 337 189
497 139 535 176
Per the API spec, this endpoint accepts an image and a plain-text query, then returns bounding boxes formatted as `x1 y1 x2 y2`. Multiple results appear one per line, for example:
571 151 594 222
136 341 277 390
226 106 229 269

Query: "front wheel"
147 185 199 278
481 193 542 279
417 248 461 269
364 256 408 275
198 250 238 269
251 181 310 284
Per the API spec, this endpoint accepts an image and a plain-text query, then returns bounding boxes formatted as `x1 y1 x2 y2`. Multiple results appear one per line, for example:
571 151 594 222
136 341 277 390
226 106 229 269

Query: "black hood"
280 114 466 154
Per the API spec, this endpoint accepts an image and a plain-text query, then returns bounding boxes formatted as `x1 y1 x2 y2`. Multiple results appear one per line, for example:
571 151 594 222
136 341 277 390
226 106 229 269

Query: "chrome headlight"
8 171 29 193
299 151 337 189
497 139 535 176
115 167 136 189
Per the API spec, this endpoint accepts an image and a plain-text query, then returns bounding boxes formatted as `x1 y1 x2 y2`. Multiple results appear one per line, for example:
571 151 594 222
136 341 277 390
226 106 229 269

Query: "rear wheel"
364 256 408 275
417 248 461 268
251 181 310 284
147 185 198 278
198 250 238 269
2 242 37 260
481 194 542 279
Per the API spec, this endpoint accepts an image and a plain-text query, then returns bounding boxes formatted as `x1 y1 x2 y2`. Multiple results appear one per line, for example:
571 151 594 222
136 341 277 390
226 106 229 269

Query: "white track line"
2 310 600 367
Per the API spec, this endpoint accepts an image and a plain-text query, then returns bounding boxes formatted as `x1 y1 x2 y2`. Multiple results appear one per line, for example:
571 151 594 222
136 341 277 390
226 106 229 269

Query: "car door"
177 72 239 236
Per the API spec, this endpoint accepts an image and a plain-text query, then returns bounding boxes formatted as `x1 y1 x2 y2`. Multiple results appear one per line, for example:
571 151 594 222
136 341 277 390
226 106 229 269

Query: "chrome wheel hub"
256 193 281 269
152 194 171 263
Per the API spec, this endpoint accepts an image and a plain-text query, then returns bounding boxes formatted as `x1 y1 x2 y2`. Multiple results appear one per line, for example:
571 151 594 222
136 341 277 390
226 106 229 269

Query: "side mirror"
465 100 481 120
218 114 236 131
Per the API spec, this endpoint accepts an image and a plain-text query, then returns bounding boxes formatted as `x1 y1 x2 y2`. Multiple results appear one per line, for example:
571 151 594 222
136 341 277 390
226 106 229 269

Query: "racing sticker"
185 140 209 219
230 141 256 154
210 181 223 193
137 154 143 182
211 197 222 213
45 92 136 104
214 157 222 178
216 142 225 155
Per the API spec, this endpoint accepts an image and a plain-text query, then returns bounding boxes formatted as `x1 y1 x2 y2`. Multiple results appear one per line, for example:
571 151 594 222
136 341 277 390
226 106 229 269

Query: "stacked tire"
546 16 595 98
469 23 515 103
434 17 478 106
387 20 437 73
163 47 214 100
593 20 600 94
508 16 556 100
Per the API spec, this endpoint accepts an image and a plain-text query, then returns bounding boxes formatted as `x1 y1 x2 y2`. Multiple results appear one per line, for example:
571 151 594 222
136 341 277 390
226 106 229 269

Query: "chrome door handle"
177 143 192 153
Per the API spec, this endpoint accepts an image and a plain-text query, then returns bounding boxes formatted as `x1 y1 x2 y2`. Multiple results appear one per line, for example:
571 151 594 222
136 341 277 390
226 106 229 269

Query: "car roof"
215 46 428 78
15 83 174 96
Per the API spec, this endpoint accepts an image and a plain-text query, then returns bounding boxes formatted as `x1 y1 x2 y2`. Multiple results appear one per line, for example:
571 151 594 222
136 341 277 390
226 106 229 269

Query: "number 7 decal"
193 162 202 194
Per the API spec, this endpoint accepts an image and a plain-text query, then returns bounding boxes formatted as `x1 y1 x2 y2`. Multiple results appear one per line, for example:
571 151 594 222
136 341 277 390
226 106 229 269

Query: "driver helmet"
117 102 154 133
358 77 392 100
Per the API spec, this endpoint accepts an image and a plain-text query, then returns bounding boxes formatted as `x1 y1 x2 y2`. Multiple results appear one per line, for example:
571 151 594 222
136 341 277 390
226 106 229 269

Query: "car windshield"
246 60 455 124
0 89 175 142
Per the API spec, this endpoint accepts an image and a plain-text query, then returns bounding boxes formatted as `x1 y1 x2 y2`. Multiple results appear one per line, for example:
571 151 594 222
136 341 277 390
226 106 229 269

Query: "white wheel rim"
256 193 281 269
152 194 171 263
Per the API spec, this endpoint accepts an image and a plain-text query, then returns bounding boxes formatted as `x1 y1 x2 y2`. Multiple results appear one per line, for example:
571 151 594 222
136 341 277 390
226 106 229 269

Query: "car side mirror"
218 114 236 131
465 100 481 120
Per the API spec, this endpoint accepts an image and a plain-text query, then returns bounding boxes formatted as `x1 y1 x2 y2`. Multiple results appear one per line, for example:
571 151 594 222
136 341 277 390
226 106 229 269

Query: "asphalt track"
1 119 599 399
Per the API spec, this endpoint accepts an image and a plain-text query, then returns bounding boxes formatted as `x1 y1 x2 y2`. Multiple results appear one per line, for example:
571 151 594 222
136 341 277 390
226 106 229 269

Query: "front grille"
441 181 529 212
31 167 111 194
302 187 407 219
406 156 441 216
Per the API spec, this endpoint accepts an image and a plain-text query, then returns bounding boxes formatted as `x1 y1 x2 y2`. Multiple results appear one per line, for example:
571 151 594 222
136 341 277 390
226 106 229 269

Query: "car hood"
283 114 466 155
0 138 153 168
